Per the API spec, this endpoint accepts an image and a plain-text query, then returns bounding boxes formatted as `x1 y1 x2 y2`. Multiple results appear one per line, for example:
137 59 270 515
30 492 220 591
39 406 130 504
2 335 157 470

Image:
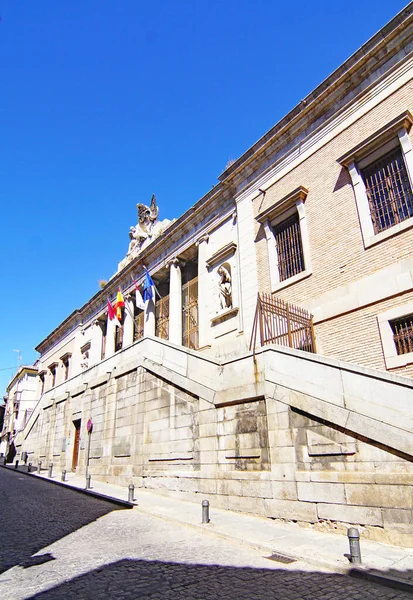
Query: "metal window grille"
182 277 199 349
362 147 413 234
390 314 413 356
250 293 315 353
134 311 144 341
155 295 170 340
273 212 305 282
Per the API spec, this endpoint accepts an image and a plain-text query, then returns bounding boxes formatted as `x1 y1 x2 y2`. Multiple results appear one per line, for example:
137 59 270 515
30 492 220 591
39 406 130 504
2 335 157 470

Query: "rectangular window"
361 147 413 234
155 295 169 340
273 212 305 282
390 314 413 356
50 366 57 388
134 310 144 341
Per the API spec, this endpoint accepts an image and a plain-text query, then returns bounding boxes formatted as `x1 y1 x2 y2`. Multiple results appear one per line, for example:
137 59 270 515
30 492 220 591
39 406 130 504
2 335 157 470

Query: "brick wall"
252 79 413 375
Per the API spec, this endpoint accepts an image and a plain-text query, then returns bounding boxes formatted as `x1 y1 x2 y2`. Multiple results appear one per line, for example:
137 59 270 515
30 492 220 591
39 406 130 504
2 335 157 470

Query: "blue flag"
143 268 154 302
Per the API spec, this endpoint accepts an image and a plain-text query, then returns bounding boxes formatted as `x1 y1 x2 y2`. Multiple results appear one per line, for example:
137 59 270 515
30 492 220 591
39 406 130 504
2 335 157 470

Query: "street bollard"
38 460 42 473
3 457 6 466
86 474 91 489
28 463 32 473
202 499 210 524
61 470 66 482
15 460 19 469
347 527 362 564
48 463 53 478
128 483 134 502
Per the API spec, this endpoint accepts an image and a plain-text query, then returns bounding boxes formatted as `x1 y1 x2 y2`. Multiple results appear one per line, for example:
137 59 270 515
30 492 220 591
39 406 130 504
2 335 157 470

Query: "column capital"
167 257 184 269
195 233 209 247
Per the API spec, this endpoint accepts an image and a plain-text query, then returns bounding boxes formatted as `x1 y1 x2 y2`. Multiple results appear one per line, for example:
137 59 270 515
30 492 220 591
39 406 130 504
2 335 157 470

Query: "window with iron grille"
134 310 144 341
273 212 305 282
361 147 413 234
390 314 413 356
155 295 169 340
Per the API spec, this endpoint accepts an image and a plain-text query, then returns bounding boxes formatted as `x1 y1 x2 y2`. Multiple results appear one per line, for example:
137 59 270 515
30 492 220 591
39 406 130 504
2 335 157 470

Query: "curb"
2 464 412 593
0 463 134 509
130 502 413 594
349 568 413 595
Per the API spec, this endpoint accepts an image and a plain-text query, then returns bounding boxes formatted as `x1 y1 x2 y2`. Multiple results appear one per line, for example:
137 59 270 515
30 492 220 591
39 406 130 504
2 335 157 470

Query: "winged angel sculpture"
127 194 160 256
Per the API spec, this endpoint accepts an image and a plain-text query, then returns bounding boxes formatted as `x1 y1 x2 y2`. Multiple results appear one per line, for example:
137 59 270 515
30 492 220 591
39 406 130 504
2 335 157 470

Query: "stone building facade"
15 4 413 544
1 365 38 461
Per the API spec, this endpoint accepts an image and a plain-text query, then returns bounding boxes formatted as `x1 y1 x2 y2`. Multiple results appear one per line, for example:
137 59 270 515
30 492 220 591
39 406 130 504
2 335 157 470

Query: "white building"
0 365 38 461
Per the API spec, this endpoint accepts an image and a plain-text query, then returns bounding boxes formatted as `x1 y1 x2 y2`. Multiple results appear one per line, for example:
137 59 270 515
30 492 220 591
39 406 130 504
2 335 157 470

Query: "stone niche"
206 242 240 338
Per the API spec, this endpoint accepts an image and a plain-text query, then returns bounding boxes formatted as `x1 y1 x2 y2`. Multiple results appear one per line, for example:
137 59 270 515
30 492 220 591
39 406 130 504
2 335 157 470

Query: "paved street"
0 468 411 599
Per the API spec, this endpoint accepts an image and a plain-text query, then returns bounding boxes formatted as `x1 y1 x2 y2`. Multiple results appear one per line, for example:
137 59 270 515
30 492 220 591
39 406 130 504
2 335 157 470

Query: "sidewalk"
4 464 413 592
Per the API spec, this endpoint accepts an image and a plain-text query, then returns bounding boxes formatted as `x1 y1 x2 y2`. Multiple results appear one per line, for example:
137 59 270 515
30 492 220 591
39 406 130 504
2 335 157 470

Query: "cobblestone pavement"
0 469 411 599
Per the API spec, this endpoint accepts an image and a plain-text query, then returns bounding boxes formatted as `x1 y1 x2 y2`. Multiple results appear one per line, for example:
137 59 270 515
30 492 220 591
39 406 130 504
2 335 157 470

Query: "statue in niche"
218 264 232 310
80 348 89 370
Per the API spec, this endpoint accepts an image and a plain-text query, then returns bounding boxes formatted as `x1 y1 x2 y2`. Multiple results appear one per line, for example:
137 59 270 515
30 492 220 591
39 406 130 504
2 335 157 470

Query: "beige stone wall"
21 348 413 545
252 79 413 375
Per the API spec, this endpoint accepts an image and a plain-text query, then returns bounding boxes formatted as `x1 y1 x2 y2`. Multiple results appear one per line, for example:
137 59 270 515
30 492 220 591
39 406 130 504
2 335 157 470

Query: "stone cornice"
218 6 413 189
206 242 237 268
256 186 308 223
337 110 413 166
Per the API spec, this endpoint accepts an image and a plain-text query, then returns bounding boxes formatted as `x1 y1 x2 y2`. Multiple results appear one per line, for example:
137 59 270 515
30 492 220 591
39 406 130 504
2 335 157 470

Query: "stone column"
89 320 103 365
196 234 210 348
168 258 182 345
144 293 156 337
123 296 135 348
105 313 116 358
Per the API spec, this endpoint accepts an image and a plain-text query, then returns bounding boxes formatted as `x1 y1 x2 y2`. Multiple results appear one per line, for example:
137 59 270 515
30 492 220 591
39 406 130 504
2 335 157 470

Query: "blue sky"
0 0 408 393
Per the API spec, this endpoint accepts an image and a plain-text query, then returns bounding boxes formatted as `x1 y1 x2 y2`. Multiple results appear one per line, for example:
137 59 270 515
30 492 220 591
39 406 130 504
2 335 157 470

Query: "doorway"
72 419 81 471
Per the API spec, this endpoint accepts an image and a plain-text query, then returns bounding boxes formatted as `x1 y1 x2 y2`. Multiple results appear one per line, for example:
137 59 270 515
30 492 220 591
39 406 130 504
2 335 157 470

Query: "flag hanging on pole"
107 298 121 328
134 281 145 310
143 268 155 302
114 289 125 320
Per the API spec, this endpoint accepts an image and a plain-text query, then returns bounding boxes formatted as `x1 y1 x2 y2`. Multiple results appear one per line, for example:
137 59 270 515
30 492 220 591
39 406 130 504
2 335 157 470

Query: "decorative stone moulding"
255 186 309 223
211 307 239 325
337 110 413 166
205 242 237 268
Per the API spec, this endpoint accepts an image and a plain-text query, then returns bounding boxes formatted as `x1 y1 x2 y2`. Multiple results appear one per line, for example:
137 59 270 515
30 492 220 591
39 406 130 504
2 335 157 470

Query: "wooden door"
72 419 81 471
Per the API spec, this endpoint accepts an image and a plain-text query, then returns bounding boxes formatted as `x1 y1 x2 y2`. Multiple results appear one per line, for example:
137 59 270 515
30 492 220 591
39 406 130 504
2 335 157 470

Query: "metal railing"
250 293 315 353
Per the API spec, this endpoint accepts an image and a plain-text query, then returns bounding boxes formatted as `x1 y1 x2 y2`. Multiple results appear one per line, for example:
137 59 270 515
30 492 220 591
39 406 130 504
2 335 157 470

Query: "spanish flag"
113 289 125 321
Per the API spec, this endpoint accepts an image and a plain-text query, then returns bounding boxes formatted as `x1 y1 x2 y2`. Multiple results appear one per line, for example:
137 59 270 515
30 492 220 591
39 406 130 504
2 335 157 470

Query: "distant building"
0 365 38 461
16 5 413 544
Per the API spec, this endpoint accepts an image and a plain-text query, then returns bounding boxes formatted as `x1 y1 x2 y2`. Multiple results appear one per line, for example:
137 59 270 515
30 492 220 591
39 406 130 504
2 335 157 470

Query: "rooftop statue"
118 195 172 272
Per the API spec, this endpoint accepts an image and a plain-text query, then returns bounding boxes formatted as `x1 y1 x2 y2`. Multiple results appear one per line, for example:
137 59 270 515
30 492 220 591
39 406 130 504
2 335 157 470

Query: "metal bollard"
15 460 19 469
347 527 362 564
38 460 42 473
202 499 210 524
86 474 91 489
48 463 53 478
61 470 66 482
28 463 32 473
3 457 6 466
128 483 134 502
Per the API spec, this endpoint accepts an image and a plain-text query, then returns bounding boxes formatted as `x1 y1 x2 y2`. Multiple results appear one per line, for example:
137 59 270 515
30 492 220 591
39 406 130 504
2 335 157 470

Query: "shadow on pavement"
26 559 413 600
0 467 124 575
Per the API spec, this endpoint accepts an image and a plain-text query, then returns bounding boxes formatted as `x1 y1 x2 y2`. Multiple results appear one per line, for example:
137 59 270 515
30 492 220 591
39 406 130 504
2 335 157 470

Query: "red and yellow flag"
113 289 125 320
